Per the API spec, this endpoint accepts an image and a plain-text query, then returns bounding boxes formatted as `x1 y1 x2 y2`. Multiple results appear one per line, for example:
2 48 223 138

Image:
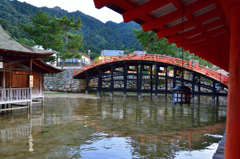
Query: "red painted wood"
93 0 113 9
184 33 229 50
74 54 228 85
191 43 230 55
225 6 240 159
114 0 135 10
142 0 215 32
168 18 227 43
157 9 223 39
123 0 171 23
193 49 229 71
176 27 228 47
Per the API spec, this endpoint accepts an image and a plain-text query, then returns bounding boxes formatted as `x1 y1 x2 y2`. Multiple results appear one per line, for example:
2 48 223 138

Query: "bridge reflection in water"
0 97 226 158
74 54 228 102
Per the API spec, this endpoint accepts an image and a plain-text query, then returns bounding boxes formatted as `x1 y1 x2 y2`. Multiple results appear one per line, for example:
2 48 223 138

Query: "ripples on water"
0 96 226 159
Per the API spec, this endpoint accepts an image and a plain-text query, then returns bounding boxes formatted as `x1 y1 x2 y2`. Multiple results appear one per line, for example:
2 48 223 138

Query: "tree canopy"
21 11 83 69
133 27 213 68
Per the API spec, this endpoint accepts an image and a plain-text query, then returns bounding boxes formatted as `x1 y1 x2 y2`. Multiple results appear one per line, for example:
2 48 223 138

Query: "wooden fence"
0 88 32 104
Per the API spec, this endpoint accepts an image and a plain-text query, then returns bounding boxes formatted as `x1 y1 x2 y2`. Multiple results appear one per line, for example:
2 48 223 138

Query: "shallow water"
0 97 226 159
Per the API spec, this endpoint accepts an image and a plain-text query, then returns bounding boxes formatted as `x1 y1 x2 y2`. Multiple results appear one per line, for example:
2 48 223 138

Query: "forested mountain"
0 0 142 55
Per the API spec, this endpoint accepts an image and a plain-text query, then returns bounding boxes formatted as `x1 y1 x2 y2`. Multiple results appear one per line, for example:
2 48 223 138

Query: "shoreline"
44 92 100 99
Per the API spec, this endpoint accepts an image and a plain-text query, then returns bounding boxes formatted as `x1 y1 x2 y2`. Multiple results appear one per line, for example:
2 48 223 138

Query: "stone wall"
44 77 86 93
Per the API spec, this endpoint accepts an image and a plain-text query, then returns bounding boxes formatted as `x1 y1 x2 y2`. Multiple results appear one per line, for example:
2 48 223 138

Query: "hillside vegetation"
0 0 142 56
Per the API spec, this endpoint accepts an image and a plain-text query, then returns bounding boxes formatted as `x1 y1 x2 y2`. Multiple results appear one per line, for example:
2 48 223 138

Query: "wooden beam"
190 42 230 54
176 26 228 47
142 0 215 32
0 106 29 111
192 47 229 60
191 46 229 58
4 59 30 69
3 59 29 66
167 18 227 43
157 9 223 38
93 0 113 9
113 0 134 10
193 48 229 71
0 68 30 71
184 33 229 50
3 71 5 89
30 59 32 75
123 0 172 22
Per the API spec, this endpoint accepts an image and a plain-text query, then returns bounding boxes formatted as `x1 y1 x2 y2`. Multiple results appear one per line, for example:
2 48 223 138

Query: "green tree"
120 45 135 55
20 11 61 50
20 11 84 69
133 27 190 59
133 27 215 68
53 15 83 69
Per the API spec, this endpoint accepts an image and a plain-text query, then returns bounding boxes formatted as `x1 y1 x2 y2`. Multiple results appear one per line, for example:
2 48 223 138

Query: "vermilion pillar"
225 6 240 159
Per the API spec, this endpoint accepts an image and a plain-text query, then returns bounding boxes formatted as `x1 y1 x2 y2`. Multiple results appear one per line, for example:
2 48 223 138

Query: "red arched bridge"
73 53 228 99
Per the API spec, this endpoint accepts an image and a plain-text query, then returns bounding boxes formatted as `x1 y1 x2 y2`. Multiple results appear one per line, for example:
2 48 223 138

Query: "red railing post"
196 63 199 70
189 60 192 68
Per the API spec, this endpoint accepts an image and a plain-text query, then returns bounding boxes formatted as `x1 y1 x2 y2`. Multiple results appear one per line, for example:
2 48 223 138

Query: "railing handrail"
74 54 229 85
0 87 32 103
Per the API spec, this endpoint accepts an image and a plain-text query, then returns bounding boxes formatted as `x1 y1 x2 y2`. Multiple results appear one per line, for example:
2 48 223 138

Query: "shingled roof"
0 25 54 55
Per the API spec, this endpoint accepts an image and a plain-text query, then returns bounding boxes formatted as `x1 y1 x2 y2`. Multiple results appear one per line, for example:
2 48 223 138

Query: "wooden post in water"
173 67 177 89
198 75 201 104
30 88 32 114
123 63 128 98
165 66 168 102
97 68 102 97
110 65 114 99
138 63 143 101
212 81 216 109
192 73 195 103
154 63 158 101
85 72 89 95
150 64 153 100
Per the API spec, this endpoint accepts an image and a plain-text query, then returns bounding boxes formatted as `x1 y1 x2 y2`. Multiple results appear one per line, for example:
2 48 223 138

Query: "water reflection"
0 97 226 158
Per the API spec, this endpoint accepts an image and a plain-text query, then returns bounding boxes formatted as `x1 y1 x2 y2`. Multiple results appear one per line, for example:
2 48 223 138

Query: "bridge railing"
74 54 228 85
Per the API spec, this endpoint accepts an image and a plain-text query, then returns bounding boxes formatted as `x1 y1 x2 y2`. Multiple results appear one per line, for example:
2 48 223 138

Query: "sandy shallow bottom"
44 92 100 99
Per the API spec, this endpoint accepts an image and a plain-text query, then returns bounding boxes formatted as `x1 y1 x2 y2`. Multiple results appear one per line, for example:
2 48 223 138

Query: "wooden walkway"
213 133 225 159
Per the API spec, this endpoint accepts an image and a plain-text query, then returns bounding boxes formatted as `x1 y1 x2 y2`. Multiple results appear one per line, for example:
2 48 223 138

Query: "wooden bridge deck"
74 54 228 85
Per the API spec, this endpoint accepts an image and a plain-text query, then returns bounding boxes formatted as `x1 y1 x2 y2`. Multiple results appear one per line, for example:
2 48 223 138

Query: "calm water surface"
0 97 226 159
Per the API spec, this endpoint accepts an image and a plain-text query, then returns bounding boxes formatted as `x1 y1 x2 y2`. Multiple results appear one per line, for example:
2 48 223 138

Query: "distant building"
33 46 90 69
101 50 146 57
57 52 90 68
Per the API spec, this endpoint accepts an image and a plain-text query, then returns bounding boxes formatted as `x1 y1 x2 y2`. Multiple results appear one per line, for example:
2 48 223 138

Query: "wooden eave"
32 60 62 73
0 49 54 58
94 0 231 72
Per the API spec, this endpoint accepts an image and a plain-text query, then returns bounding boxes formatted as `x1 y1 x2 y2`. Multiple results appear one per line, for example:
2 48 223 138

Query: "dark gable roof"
0 25 62 73
0 25 54 55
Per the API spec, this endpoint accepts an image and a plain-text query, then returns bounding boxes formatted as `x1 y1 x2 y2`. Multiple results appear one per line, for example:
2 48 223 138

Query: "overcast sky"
17 0 123 23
